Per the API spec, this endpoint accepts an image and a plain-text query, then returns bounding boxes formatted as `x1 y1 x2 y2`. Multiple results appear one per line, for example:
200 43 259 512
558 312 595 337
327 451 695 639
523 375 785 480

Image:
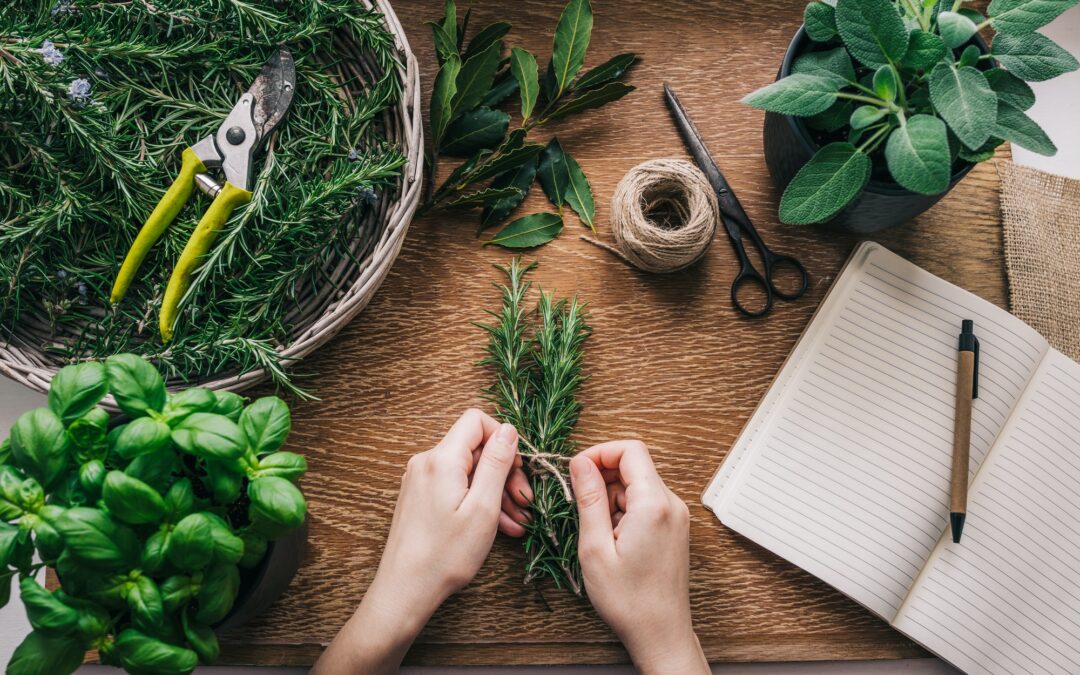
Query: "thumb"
465 423 519 510
570 455 614 554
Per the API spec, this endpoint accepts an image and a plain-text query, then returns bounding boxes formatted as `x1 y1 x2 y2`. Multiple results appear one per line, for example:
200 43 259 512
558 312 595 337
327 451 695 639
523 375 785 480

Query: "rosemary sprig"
479 259 591 594
0 0 405 394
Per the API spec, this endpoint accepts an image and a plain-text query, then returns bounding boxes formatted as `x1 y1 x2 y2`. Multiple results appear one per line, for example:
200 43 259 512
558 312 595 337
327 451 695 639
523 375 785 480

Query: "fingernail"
496 423 517 445
570 455 590 480
518 508 532 524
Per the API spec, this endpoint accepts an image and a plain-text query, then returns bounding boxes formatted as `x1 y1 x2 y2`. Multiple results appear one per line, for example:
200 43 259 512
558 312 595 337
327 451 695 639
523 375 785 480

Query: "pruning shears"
110 47 296 342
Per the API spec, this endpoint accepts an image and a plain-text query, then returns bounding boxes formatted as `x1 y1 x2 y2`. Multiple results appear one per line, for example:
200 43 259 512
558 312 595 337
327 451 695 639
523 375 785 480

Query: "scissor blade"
246 46 296 145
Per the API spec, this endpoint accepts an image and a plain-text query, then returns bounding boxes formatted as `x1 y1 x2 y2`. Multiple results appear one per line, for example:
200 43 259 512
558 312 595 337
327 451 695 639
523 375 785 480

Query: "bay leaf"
485 212 564 248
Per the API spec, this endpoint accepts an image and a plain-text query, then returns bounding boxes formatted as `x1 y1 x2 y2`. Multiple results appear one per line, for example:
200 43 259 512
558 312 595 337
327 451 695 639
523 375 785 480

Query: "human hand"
570 441 708 675
312 409 532 674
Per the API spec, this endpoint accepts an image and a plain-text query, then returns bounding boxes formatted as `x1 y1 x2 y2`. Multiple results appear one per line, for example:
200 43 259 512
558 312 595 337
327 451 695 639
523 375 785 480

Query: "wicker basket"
0 0 423 398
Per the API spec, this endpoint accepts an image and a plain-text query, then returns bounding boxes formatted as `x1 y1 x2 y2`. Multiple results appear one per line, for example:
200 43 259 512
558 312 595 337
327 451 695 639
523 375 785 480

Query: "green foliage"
425 0 637 248
0 1 406 393
479 260 591 594
744 0 1078 224
0 354 308 675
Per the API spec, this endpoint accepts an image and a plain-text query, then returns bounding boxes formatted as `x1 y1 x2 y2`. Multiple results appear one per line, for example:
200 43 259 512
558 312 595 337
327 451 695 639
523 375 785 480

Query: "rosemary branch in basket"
479 259 591 594
0 0 405 393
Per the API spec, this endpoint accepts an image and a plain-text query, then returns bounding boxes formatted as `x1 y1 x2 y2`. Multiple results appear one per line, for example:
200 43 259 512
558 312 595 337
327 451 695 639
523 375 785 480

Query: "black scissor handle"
764 251 809 301
731 266 774 318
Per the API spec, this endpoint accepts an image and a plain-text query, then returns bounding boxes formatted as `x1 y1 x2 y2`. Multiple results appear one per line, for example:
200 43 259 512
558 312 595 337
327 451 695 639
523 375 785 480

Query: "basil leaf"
988 0 1080 35
195 563 240 625
19 576 79 636
574 52 637 91
937 11 978 48
239 397 291 456
164 478 196 521
167 513 215 572
78 459 106 500
115 628 199 675
985 68 1036 109
741 73 840 116
804 1 838 41
6 630 85 675
537 138 595 230
510 47 540 122
210 391 245 422
484 212 564 249
885 114 952 194
55 507 139 570
0 465 25 518
171 412 245 461
127 575 165 634
105 354 166 417
480 159 539 229
994 100 1057 155
547 0 593 99
162 388 216 424
255 451 308 481
541 80 634 122
30 510 64 561
901 29 947 69
991 31 1080 81
160 575 194 614
124 449 181 494
441 106 511 157
103 470 166 524
203 460 243 504
248 476 307 535
10 408 70 489
205 513 244 566
463 21 512 61
835 0 909 67
431 54 462 149
182 610 220 664
238 531 268 568
141 529 171 574
929 63 997 149
66 407 109 452
453 41 503 115
778 142 872 224
114 416 172 460
48 361 108 424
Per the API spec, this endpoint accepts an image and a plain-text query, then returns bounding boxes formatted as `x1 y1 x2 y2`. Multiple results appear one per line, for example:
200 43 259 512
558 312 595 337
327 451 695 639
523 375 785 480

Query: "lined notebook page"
706 242 1047 620
894 349 1080 675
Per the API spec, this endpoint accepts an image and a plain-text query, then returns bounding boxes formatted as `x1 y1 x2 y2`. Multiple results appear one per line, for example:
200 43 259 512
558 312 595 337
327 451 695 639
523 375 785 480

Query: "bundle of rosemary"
0 1 405 392
480 260 590 593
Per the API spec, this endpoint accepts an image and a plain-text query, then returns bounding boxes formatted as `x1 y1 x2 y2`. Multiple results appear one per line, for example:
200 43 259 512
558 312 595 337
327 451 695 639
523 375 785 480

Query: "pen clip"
972 336 979 400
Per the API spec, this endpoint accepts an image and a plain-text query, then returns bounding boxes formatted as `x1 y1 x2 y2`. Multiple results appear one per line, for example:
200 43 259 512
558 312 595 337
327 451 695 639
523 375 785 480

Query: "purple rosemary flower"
38 40 63 66
67 78 92 104
357 187 378 206
50 0 74 16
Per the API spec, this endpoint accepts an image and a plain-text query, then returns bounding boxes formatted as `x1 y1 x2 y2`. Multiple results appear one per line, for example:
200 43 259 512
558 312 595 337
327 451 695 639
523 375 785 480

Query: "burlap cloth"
1000 161 1080 362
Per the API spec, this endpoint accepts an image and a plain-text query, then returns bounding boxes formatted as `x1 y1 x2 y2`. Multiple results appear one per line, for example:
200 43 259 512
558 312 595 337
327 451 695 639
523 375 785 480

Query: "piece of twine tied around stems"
583 159 719 273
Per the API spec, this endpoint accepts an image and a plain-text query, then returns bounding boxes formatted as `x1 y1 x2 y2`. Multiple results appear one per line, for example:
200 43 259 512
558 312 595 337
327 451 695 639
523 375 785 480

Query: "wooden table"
221 0 1007 666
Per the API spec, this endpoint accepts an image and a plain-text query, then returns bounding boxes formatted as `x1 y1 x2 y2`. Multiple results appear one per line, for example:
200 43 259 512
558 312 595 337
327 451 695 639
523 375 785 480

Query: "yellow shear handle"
159 181 252 343
110 148 207 305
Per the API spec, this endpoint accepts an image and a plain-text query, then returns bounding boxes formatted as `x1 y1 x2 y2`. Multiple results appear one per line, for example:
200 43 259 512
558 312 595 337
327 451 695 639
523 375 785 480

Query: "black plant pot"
214 518 308 633
763 26 984 234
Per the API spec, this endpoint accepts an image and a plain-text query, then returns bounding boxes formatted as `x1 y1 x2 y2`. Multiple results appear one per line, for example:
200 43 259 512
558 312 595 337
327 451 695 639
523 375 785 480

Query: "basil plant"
0 354 307 675
744 0 1080 224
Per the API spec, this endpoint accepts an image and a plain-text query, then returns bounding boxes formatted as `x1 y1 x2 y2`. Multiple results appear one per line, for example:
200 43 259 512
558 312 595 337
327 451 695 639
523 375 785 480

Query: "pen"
950 319 979 543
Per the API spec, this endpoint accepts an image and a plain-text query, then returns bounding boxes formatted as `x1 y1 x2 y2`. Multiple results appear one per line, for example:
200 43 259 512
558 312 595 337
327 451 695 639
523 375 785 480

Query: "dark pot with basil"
1 354 309 675
745 0 1078 233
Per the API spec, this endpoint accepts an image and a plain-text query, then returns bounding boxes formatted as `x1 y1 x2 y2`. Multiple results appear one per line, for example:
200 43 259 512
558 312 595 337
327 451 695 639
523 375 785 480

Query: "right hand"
569 441 708 675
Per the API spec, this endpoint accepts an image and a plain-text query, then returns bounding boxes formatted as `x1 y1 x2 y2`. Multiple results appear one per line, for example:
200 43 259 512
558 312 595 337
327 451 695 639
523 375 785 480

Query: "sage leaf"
541 81 634 122
485 212 564 248
445 186 524 208
469 142 545 182
928 63 997 149
574 53 637 90
453 41 503 115
885 114 952 194
792 47 856 83
6 631 85 675
779 142 871 224
937 11 978 48
958 138 1005 162
537 138 595 230
994 100 1057 155
985 68 1036 109
959 44 982 68
808 100 853 132
442 106 510 156
992 31 1080 81
804 2 838 41
988 0 1080 34
548 0 594 99
115 628 198 675
480 159 539 229
479 69 519 108
741 73 840 116
902 30 947 69
873 65 898 101
850 105 887 129
463 21 512 60
510 47 540 122
835 0 909 67
431 54 461 149
48 361 107 424
105 354 165 417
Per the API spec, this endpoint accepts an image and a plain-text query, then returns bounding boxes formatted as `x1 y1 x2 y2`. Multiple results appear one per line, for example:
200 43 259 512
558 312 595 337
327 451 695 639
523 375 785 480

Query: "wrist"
623 619 707 675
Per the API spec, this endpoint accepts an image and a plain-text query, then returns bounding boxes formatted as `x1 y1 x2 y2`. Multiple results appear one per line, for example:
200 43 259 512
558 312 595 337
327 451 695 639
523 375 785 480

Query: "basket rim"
0 0 425 400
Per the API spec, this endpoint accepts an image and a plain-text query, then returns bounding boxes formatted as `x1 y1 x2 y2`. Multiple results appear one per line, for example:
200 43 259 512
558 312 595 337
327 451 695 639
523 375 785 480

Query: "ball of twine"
587 159 719 273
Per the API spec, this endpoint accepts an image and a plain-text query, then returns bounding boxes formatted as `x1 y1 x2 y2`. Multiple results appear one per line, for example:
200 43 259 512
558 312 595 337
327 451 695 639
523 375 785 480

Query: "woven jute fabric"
1000 161 1080 362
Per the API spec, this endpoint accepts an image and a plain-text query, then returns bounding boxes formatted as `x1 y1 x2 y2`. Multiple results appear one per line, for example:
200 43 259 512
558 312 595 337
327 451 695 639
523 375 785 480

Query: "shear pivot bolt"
226 126 246 145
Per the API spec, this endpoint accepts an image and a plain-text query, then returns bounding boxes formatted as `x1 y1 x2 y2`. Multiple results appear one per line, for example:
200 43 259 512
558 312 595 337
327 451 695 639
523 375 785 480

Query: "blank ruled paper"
705 243 1048 621
894 350 1080 675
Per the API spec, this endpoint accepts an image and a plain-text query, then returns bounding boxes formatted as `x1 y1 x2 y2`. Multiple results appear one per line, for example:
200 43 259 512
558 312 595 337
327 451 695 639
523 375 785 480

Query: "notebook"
702 241 1080 675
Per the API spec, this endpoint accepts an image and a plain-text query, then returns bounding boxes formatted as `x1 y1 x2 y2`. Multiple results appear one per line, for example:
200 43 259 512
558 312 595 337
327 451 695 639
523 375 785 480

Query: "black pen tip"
951 512 966 543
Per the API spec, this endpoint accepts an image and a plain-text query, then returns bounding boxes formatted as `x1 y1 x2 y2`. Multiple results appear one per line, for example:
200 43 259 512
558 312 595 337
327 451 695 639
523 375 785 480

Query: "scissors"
110 47 296 342
663 83 809 318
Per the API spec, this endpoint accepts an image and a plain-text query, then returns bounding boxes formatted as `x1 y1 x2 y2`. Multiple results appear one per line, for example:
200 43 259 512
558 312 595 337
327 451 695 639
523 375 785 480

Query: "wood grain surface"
217 0 1008 666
